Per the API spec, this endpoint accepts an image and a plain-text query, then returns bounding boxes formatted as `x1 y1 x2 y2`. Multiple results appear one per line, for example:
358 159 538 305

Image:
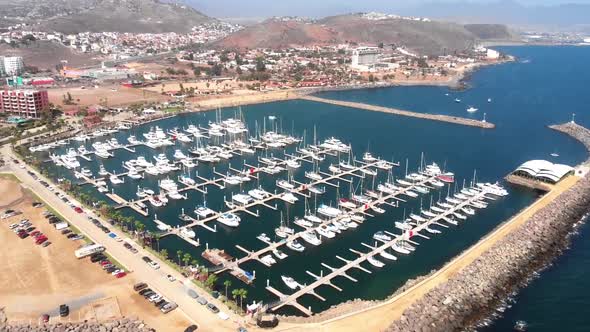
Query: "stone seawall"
386 122 590 332
0 318 154 332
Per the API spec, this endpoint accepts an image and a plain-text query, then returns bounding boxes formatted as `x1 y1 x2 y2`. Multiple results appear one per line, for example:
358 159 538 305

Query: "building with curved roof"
513 160 574 184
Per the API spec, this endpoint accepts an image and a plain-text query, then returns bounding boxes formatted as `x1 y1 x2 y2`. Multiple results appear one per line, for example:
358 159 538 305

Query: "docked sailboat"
367 255 385 268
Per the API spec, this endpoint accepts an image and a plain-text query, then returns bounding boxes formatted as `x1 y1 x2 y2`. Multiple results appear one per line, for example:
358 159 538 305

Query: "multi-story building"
0 89 49 118
3 56 24 76
0 57 5 77
351 47 380 67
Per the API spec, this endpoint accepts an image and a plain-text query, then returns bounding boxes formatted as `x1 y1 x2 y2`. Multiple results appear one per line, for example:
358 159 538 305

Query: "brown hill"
217 14 515 55
0 0 212 33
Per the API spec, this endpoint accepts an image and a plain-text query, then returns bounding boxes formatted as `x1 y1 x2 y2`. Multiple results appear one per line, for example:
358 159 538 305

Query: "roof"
515 160 573 182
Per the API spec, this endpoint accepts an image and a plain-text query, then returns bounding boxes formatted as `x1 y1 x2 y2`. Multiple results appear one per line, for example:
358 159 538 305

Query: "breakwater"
0 318 154 332
299 95 495 129
385 123 590 332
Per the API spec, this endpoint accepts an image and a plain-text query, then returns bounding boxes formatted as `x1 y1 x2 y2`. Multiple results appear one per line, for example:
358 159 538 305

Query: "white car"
148 261 160 270
9 223 18 229
166 274 176 282
149 294 162 303
111 269 123 275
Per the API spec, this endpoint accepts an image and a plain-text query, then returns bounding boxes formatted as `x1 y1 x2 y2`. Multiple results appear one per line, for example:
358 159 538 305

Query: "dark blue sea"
38 46 590 328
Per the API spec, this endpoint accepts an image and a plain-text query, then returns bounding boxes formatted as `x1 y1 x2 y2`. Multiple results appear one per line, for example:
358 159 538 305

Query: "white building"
3 56 24 75
486 49 500 59
351 47 380 67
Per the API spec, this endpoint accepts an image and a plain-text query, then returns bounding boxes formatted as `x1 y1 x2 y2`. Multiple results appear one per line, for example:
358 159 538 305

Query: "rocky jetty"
386 122 590 332
0 318 154 332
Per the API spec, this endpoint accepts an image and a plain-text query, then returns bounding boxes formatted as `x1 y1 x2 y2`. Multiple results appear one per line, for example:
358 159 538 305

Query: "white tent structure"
514 160 573 183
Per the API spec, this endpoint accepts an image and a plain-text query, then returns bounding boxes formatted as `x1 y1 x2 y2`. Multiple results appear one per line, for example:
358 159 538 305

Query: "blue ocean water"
37 46 590 324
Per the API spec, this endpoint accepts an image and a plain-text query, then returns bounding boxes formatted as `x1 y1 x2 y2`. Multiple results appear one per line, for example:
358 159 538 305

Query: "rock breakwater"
386 123 590 332
0 318 154 332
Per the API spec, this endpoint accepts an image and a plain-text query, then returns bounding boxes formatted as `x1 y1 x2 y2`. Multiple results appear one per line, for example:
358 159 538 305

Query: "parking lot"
0 176 191 331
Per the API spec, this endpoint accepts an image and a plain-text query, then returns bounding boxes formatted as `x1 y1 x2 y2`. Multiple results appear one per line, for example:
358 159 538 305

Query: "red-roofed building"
0 89 50 119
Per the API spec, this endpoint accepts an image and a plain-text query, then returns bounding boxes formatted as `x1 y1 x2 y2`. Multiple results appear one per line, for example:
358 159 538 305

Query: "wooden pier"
265 188 494 316
300 95 495 129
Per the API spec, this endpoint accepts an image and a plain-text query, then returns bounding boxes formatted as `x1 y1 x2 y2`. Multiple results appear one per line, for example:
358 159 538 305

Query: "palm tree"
182 253 192 267
231 289 240 306
160 249 168 260
239 289 248 309
223 280 232 298
176 250 183 266
191 259 198 267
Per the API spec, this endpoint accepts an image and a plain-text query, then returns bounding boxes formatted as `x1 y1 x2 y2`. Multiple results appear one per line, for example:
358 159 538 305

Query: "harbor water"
37 45 590 323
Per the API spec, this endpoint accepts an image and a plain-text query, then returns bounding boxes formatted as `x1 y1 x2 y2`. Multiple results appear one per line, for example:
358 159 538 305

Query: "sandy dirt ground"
48 85 169 108
271 175 580 332
0 178 190 331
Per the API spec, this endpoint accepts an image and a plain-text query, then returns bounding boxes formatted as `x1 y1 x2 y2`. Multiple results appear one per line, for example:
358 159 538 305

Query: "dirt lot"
47 85 169 108
0 178 190 331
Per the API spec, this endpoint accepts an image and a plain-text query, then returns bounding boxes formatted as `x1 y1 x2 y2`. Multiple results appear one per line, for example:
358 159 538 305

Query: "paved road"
2 146 244 332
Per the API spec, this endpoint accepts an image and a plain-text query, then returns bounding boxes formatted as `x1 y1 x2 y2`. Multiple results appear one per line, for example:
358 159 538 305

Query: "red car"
41 314 49 323
31 230 41 237
100 260 112 266
115 272 127 278
36 236 48 245
74 207 83 213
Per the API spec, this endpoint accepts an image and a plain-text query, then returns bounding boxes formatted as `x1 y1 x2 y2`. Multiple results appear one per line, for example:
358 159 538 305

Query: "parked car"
42 241 51 247
115 272 127 278
41 314 49 323
148 261 160 270
74 207 83 213
134 282 148 292
197 297 207 305
141 256 152 263
59 304 69 317
166 274 176 282
138 288 152 296
206 303 219 314
61 229 71 235
184 325 198 332
161 302 178 314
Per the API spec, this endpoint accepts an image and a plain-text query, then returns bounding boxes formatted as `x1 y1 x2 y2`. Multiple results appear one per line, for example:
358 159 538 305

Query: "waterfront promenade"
299 95 495 129
274 174 580 332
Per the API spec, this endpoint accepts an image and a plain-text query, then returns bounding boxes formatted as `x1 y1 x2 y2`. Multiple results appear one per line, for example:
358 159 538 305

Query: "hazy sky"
188 0 590 18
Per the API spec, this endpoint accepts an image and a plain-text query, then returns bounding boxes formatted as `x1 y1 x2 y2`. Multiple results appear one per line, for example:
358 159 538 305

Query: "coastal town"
1 2 590 332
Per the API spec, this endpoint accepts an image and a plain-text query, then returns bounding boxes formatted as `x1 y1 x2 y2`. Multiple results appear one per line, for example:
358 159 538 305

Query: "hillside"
217 14 515 55
0 0 212 33
0 40 101 69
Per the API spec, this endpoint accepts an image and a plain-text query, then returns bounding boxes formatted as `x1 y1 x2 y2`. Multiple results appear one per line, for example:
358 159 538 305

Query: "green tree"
239 289 248 308
160 249 168 260
223 280 232 298
205 274 218 289
176 250 183 265
255 57 266 72
231 289 240 305
182 253 192 267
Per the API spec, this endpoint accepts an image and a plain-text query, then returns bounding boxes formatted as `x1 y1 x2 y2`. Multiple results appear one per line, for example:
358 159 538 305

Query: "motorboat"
410 213 427 223
371 205 385 214
402 190 419 198
305 171 323 181
260 255 277 266
148 195 164 207
276 179 295 190
316 226 335 239
361 168 378 176
373 231 392 242
367 255 385 268
257 233 272 243
179 175 196 186
300 231 321 246
286 240 305 252
421 210 437 218
168 191 187 200
217 213 240 227
363 152 378 162
304 213 323 224
110 174 124 184
128 135 140 145
275 226 295 238
467 106 478 113
307 185 326 195
339 199 357 209
453 212 467 220
180 158 197 168
127 168 142 179
461 207 476 215
286 159 301 168
317 204 342 218
339 161 355 170
280 192 298 204
173 149 188 160
391 242 411 255
293 218 313 228
248 188 272 200
272 249 288 260
395 221 412 231
195 206 216 218
180 227 196 238
281 276 300 290
80 167 92 177
159 178 178 192
329 165 342 174
350 214 365 223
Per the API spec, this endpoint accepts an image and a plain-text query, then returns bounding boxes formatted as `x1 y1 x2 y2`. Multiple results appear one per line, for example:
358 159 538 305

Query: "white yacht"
110 174 124 184
304 213 323 224
379 251 398 261
275 225 295 238
173 149 188 160
467 106 478 113
276 179 295 190
179 175 196 186
217 213 240 227
272 249 288 260
305 171 323 181
80 167 92 177
148 195 164 207
248 188 271 200
127 168 142 179
300 231 321 246
363 152 378 163
286 159 301 168
293 217 313 228
316 226 335 239
257 233 272 243
180 158 197 168
280 192 298 204
180 227 196 238
195 206 216 218
260 255 277 266
317 204 342 218
373 231 392 242
286 240 305 252
367 255 385 268
281 276 300 290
